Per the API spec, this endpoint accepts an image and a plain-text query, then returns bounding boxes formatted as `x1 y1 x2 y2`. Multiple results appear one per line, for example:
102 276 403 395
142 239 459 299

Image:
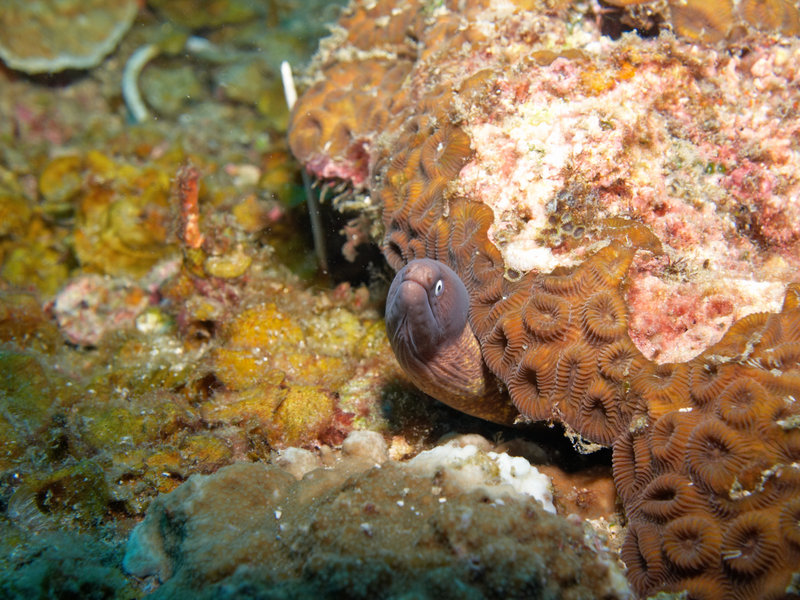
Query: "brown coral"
523 292 571 342
738 0 800 35
716 379 780 432
720 511 781 577
288 1 800 598
578 377 623 445
780 497 800 547
688 356 737 407
631 362 690 420
649 409 700 472
612 427 654 502
604 0 800 39
634 472 706 523
289 58 412 185
670 0 735 43
686 420 756 495
581 290 629 344
662 514 722 572
620 521 666 595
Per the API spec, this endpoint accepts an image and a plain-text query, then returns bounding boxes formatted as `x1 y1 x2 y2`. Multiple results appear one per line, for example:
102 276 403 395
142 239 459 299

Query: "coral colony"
289 0 800 598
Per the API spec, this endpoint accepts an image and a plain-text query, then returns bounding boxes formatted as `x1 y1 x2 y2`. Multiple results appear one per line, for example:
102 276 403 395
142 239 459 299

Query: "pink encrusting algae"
456 30 800 362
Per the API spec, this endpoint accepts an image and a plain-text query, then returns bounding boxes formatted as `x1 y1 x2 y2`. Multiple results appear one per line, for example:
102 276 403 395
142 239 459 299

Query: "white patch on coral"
406 442 555 513
505 234 572 273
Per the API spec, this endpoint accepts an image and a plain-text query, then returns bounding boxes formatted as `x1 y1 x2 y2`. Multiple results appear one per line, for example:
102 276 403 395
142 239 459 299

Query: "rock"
0 0 137 74
340 430 388 464
273 447 321 479
123 447 629 599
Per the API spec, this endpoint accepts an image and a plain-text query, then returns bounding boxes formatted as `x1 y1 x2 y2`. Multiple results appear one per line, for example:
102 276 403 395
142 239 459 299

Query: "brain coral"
288 0 800 598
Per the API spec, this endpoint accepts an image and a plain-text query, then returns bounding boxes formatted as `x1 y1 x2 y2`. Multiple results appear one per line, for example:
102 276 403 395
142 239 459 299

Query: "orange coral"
662 514 722 572
288 1 800 598
738 0 800 35
670 0 735 43
602 0 800 39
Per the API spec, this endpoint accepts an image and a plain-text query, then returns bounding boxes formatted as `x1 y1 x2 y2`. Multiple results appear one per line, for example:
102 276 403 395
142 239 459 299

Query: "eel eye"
434 279 444 297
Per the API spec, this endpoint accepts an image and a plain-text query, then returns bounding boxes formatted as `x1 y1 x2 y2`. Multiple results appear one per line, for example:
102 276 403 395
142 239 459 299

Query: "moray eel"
385 258 519 425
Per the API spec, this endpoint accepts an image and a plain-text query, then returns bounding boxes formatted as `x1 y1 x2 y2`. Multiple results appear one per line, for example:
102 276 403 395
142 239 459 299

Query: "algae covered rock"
149 0 259 29
124 439 629 599
72 152 177 278
0 0 138 74
0 530 134 600
9 461 110 528
0 350 70 469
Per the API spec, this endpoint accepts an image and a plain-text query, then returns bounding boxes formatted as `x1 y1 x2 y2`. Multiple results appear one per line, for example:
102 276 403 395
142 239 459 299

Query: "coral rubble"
288 0 800 597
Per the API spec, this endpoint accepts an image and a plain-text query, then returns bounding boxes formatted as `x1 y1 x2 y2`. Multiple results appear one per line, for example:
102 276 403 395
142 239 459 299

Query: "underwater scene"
1 0 800 598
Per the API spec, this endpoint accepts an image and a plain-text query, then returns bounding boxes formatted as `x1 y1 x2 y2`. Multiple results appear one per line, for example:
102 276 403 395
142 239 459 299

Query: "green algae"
28 460 110 525
0 351 70 468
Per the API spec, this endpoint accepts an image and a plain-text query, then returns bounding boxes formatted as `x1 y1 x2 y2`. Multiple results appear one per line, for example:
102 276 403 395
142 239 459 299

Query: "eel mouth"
393 277 437 359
